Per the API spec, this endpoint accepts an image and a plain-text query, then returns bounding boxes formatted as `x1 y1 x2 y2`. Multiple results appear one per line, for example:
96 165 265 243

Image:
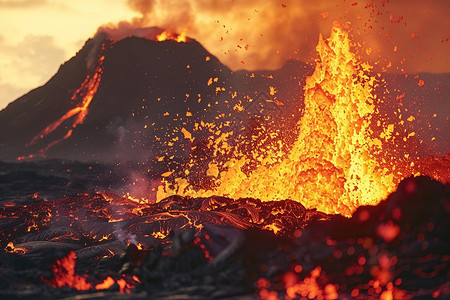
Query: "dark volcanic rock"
0 175 448 299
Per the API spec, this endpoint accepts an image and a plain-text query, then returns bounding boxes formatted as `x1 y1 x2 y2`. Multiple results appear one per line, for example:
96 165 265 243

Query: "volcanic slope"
0 32 311 167
0 30 447 169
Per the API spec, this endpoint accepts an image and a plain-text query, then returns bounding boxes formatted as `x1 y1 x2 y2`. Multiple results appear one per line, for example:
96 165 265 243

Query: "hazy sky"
0 0 135 109
1 0 449 109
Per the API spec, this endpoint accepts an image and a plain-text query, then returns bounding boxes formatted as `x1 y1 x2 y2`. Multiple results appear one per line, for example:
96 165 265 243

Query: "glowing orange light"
43 251 92 290
95 276 114 290
117 278 130 293
156 31 168 41
5 241 28 255
156 29 187 42
158 22 396 216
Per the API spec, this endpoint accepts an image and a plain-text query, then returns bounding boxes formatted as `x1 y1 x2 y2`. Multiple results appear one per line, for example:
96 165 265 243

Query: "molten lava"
156 29 187 42
43 251 92 291
158 22 396 216
18 52 105 160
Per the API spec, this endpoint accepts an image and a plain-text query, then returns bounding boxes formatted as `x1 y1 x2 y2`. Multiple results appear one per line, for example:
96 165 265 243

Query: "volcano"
0 25 449 299
1 27 448 165
0 28 311 169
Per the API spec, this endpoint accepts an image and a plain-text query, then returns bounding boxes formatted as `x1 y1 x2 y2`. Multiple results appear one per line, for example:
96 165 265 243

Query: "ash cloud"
110 0 449 73
127 0 155 21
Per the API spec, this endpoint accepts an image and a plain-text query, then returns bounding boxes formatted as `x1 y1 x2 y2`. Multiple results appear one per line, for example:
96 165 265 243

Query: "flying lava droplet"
158 22 396 216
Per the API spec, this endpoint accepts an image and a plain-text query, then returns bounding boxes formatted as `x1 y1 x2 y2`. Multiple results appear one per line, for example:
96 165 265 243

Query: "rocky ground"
0 160 448 299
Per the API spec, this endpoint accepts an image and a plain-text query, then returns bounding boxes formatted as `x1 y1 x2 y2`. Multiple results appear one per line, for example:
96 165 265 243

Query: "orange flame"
156 29 187 42
158 22 396 216
95 276 115 290
43 251 92 290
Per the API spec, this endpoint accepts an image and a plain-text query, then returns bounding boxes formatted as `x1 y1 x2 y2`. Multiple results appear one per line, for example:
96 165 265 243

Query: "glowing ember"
4 241 28 255
156 29 187 42
158 22 396 216
95 277 115 290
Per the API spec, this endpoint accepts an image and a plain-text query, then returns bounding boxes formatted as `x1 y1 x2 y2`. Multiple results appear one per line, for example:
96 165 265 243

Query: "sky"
0 0 135 109
1 0 449 110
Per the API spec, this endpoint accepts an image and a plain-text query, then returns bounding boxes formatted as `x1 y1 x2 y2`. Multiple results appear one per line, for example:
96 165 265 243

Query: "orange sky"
1 0 449 109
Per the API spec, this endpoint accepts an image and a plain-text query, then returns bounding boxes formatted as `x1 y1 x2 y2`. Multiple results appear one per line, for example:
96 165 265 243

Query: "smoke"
98 0 449 73
128 0 155 18
85 32 106 71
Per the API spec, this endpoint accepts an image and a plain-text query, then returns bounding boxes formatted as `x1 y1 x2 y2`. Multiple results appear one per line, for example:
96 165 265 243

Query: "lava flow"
17 50 105 160
157 22 396 216
16 29 189 162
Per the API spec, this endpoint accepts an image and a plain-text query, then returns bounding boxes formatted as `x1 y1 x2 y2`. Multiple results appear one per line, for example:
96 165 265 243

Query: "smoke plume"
97 0 450 73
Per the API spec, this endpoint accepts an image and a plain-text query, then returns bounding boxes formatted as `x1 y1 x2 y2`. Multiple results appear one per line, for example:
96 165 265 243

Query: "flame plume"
158 22 396 216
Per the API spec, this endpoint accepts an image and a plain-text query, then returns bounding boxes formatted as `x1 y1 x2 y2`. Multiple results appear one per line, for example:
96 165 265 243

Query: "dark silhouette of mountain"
0 29 447 171
0 32 311 168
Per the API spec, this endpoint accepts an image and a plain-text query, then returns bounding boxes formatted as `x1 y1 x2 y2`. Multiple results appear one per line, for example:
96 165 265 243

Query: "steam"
86 32 106 71
98 0 449 73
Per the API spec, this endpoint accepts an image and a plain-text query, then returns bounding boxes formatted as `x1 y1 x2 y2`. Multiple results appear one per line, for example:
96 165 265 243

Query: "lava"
156 29 188 42
19 53 105 159
42 251 92 291
0 167 448 298
95 277 115 290
157 22 396 216
4 241 28 255
96 23 189 44
41 251 138 293
16 27 191 161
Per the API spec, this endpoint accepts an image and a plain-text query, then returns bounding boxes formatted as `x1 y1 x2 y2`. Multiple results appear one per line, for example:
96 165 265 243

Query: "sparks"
158 22 396 216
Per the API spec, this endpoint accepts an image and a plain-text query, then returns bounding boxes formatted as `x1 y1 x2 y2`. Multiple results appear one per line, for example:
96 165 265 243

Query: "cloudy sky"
1 0 448 109
0 0 135 109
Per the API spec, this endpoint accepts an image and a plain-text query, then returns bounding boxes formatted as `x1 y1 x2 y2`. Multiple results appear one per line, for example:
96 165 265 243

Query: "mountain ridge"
0 33 448 166
0 35 310 166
